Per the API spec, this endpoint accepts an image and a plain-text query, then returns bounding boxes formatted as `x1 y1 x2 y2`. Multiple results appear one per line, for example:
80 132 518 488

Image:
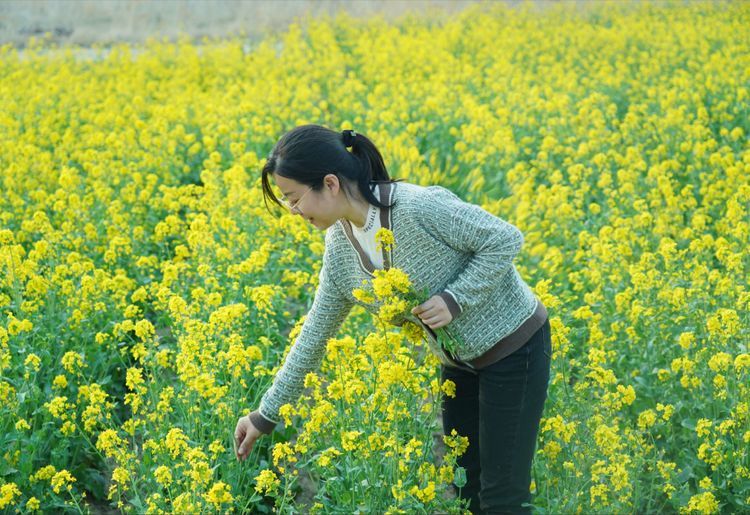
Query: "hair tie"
342 129 357 148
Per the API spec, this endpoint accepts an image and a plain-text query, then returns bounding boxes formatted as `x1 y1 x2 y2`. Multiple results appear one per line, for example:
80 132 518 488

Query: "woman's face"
272 173 344 230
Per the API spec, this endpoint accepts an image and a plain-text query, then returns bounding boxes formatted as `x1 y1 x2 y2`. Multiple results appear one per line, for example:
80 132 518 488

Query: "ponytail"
345 129 401 208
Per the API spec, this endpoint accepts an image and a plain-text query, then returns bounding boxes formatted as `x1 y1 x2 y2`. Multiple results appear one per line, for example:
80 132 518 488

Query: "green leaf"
675 465 693 483
680 418 695 430
454 466 467 488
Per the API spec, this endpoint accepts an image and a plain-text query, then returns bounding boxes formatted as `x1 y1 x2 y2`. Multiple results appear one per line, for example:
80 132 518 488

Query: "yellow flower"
303 372 321 389
375 227 395 252
32 465 57 482
708 352 732 373
111 467 130 489
61 351 86 374
698 476 714 491
734 353 750 371
371 268 412 299
0 483 21 510
247 284 279 314
378 296 408 323
316 447 342 468
441 379 456 398
341 430 362 452
165 428 189 459
372 274 394 298
26 497 41 511
438 464 454 484
678 331 695 349
403 437 424 461
134 319 155 342
125 367 145 391
443 429 469 457
24 353 41 371
50 470 77 494
656 403 674 421
154 465 173 487
617 384 636 406
637 409 657 430
682 491 719 514
204 481 233 508
542 415 577 444
391 479 406 501
401 321 426 345
254 469 280 495
696 419 712 438
208 439 225 460
352 287 376 304
590 483 609 506
44 396 71 420
409 480 436 503
53 374 68 389
279 403 296 426
271 442 297 473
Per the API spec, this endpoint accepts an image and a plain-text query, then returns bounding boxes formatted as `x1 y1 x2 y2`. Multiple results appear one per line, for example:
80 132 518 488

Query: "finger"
234 428 245 452
235 434 243 460
238 434 253 460
419 306 438 317
417 306 440 318
423 315 445 327
422 312 444 323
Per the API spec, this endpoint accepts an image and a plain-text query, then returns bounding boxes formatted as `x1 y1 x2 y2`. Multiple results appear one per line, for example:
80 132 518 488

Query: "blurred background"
0 0 573 47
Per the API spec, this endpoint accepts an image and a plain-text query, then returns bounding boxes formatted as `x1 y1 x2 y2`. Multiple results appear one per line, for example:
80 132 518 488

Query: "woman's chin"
314 219 334 230
307 217 324 229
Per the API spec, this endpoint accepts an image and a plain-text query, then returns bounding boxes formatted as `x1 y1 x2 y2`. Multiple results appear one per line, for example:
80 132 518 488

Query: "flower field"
1 1 749 513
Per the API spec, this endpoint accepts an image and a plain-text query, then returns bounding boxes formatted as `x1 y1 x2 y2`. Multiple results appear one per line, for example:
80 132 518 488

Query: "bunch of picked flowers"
351 228 465 355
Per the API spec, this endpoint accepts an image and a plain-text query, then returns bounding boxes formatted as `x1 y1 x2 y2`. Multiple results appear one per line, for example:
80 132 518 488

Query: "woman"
234 124 552 514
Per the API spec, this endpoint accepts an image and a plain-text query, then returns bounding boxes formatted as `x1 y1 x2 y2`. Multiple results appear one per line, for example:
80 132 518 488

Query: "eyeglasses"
280 186 313 213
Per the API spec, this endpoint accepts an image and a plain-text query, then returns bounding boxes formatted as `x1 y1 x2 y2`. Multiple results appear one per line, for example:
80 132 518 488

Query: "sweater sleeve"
415 185 524 319
248 247 354 434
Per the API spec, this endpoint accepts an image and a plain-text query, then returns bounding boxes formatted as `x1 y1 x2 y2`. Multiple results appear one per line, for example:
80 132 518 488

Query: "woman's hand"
412 295 453 330
234 415 262 462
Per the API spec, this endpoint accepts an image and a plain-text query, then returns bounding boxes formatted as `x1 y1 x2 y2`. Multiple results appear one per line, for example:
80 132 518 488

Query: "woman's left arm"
414 185 524 319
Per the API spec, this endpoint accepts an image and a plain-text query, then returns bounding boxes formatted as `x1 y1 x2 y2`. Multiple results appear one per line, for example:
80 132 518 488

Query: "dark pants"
441 317 552 515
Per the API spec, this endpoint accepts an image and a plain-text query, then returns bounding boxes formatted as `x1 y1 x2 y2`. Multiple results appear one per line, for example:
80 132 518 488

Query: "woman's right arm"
246 253 355 435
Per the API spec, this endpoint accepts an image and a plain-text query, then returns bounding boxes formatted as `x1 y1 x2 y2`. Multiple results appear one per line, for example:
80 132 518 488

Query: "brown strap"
467 299 549 369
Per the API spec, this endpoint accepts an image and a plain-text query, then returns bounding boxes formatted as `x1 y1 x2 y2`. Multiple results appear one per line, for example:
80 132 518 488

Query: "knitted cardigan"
249 180 544 434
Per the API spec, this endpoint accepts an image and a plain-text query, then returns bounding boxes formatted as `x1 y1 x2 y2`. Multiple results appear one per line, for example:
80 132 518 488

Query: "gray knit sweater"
249 181 544 433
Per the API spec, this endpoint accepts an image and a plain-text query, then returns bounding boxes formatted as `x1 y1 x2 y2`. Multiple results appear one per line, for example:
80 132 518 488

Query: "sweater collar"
340 181 395 276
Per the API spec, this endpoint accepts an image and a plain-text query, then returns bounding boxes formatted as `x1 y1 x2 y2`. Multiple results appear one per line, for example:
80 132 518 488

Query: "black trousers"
441 317 552 514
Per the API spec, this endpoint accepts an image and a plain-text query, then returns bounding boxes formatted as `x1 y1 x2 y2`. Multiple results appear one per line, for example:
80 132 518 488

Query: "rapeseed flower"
0 483 21 510
254 469 280 496
50 469 76 494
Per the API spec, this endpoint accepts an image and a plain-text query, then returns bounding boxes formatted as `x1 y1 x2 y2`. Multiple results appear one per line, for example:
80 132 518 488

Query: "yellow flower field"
1 1 748 513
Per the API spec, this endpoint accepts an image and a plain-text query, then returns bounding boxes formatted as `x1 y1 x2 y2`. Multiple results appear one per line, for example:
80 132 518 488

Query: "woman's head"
261 124 401 228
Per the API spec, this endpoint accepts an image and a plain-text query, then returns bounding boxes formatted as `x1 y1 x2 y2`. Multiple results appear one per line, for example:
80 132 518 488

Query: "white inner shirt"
350 184 383 269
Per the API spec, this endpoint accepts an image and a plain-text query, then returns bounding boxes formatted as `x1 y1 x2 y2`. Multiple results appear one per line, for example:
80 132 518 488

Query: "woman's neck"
347 196 371 228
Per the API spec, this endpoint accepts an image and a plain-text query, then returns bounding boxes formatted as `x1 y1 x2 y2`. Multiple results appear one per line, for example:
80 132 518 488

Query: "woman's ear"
323 173 340 194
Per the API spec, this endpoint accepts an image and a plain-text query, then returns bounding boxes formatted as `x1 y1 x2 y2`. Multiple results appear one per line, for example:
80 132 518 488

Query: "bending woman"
234 124 552 514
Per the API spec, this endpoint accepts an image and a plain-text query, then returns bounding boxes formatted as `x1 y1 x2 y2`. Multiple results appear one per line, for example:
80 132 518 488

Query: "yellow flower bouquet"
352 229 465 355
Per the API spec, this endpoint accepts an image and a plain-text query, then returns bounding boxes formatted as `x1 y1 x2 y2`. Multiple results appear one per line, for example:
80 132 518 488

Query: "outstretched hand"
411 295 453 330
234 415 262 462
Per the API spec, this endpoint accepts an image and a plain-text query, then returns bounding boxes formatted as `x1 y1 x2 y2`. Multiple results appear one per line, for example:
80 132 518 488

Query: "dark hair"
261 124 403 214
